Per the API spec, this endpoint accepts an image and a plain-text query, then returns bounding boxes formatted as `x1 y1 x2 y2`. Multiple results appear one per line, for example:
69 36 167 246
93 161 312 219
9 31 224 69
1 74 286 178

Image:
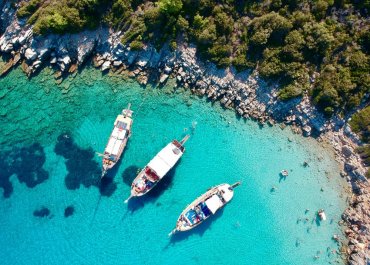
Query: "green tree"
249 12 293 46
158 0 183 15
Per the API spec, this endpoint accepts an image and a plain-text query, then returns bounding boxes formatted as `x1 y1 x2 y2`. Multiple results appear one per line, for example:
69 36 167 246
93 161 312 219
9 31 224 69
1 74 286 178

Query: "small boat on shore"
124 135 190 203
100 104 133 177
169 182 241 236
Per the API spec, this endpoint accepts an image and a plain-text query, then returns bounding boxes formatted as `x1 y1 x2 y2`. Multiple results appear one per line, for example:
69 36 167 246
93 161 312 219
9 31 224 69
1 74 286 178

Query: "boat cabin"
172 140 185 153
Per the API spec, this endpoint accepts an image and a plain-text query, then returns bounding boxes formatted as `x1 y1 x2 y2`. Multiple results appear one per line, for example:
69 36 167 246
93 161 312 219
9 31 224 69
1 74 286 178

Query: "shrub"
249 12 293 47
158 0 183 15
130 39 144 50
278 84 303 101
349 106 370 140
17 0 42 18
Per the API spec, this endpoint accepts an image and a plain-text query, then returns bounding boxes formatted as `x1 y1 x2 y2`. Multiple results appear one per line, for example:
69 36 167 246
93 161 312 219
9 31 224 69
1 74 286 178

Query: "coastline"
0 2 368 264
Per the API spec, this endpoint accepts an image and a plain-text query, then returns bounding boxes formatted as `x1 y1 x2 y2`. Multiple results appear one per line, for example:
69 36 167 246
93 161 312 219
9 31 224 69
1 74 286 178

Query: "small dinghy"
318 209 326 221
99 104 133 177
124 135 190 203
169 182 241 236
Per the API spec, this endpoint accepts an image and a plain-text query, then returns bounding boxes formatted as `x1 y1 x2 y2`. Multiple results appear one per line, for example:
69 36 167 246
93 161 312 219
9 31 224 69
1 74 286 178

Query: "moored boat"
169 182 241 235
124 135 190 203
100 104 133 177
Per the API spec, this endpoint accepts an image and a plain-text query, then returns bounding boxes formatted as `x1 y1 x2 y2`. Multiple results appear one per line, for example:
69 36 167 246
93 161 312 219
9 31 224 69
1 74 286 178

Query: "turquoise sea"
0 66 348 265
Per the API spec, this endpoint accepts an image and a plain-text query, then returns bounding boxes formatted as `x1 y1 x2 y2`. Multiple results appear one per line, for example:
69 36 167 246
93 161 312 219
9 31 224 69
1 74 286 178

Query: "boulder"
342 145 353 157
61 55 71 65
32 60 42 67
137 75 148 85
159 74 169 84
164 65 172 74
2 43 13 53
25 48 37 61
302 125 312 136
113 60 122 67
101 61 111 71
137 60 148 68
77 40 95 64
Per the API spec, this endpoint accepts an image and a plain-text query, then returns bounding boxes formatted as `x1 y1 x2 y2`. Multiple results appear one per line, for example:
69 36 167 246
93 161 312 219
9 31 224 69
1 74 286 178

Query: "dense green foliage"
349 106 370 178
18 0 108 34
16 0 369 116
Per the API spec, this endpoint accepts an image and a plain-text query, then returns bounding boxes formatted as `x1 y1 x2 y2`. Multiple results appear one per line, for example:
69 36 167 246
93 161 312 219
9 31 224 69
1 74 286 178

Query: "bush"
278 84 303 101
169 40 177 51
249 12 292 47
349 106 370 140
130 39 144 50
17 0 42 18
158 0 183 15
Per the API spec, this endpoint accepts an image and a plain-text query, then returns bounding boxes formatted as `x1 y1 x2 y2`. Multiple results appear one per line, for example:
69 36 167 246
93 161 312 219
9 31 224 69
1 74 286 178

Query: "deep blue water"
0 67 348 264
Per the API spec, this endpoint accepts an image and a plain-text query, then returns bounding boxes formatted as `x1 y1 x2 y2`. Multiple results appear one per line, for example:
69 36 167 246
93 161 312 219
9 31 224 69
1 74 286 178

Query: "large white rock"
113 60 122 67
61 55 71 65
25 48 37 60
137 60 147 67
101 61 111 71
18 35 27 45
159 74 169 84
2 43 13 52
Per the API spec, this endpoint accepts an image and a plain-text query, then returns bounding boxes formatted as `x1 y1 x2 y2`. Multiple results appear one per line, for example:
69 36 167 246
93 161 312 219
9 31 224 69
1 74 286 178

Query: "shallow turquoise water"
0 67 348 264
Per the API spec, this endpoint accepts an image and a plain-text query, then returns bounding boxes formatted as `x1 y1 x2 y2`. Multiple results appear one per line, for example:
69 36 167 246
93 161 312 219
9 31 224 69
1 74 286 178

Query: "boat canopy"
112 126 127 140
106 138 122 156
147 142 182 178
205 195 223 214
105 126 128 156
219 185 234 202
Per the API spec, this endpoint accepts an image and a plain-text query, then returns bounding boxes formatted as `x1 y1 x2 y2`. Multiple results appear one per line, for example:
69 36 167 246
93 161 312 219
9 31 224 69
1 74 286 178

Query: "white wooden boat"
100 104 133 177
169 182 241 235
124 135 190 203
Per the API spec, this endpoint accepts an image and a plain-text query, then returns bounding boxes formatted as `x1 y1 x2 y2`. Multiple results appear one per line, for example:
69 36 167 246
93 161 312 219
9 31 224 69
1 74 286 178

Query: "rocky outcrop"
342 182 370 264
0 3 369 264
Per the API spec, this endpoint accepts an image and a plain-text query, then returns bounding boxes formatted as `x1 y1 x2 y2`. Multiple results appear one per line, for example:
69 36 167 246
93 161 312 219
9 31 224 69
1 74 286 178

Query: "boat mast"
123 103 132 118
180 134 190 146
231 181 241 189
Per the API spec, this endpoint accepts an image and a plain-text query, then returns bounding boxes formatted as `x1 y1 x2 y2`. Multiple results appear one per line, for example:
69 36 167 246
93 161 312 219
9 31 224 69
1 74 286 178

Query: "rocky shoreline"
0 2 369 264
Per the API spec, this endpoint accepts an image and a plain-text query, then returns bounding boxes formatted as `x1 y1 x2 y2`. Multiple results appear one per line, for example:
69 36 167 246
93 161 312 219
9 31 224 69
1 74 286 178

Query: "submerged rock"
54 133 116 197
33 207 51 218
64 206 74 218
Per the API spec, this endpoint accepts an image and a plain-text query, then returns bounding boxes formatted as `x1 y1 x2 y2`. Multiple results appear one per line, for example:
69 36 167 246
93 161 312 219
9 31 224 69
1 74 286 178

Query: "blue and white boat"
169 182 241 235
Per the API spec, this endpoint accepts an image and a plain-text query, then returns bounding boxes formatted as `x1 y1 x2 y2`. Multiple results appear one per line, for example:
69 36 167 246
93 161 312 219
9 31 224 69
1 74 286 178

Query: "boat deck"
104 115 132 162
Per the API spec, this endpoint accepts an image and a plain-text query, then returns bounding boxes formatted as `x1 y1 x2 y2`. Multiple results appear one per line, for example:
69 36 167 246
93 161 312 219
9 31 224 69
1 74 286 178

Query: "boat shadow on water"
165 208 225 247
123 165 179 213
